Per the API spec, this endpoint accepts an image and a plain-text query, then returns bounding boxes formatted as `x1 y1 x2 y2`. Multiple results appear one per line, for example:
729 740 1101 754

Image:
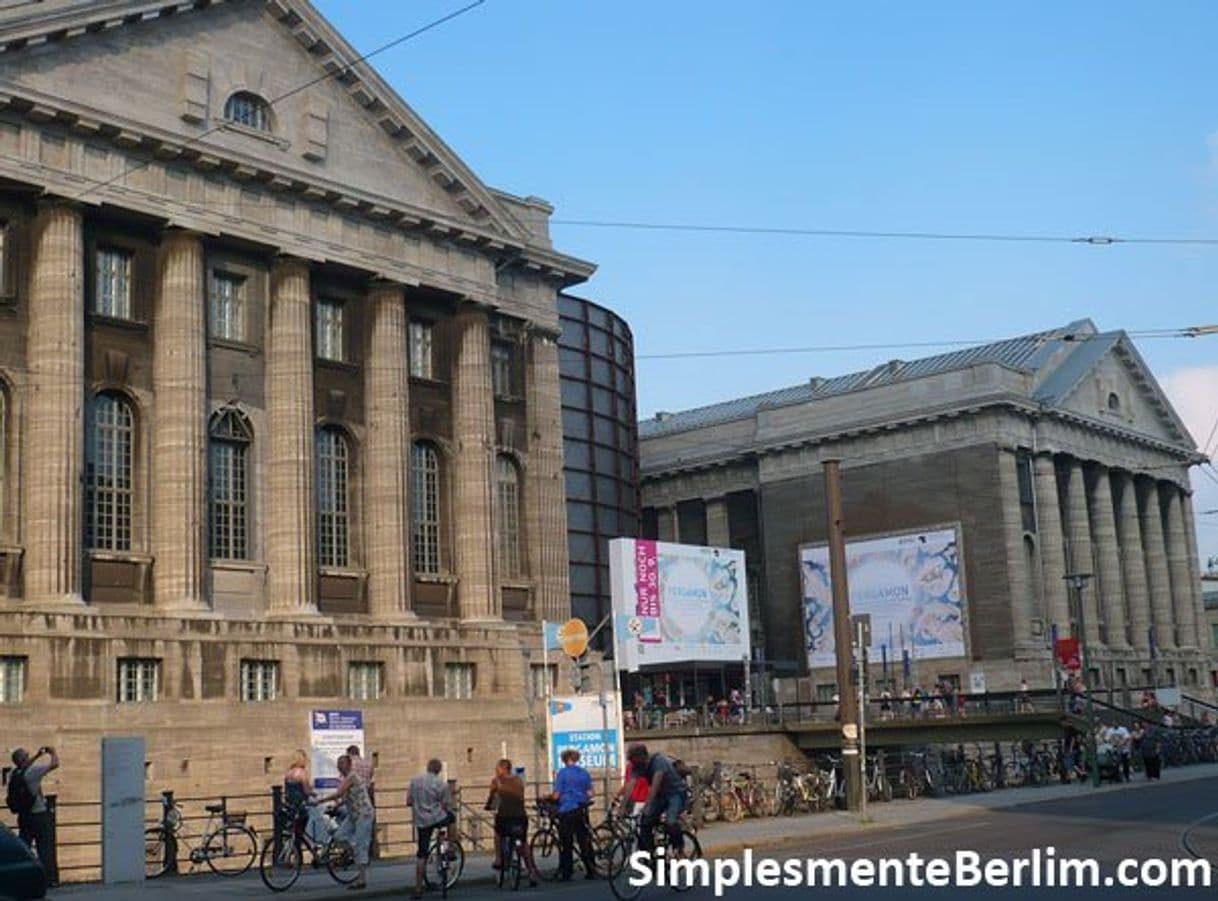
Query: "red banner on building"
1054 637 1081 671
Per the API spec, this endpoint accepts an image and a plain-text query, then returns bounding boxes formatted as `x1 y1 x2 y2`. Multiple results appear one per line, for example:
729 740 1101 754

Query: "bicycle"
864 751 893 803
605 813 704 900
424 819 465 899
530 799 600 881
258 802 358 892
497 822 531 891
145 795 258 878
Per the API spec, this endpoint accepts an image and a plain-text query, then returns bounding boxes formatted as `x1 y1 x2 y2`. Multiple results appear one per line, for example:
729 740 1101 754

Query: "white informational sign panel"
101 736 146 885
310 710 364 789
609 538 750 671
547 693 623 777
801 526 966 670
969 671 987 695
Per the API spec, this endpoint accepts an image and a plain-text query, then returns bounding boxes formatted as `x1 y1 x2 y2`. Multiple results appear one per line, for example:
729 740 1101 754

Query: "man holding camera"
9 745 59 883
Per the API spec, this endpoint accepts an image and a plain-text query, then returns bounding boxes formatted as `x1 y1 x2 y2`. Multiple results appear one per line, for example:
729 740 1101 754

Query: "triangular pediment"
0 0 529 241
1043 335 1195 449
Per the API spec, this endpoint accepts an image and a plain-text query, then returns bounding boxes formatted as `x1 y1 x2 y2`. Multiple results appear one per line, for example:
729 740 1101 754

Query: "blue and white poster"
800 527 966 670
547 694 622 777
310 709 364 789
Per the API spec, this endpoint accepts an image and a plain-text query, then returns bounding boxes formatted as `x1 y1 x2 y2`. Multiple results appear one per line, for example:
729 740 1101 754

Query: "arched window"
496 455 522 578
86 392 135 551
209 409 252 560
223 91 271 132
315 427 350 568
412 442 441 575
1107 392 1122 414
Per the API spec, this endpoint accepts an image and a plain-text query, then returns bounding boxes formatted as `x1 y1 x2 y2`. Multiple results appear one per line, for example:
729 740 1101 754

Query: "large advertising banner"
609 538 750 670
800 526 966 670
310 709 364 789
547 694 622 776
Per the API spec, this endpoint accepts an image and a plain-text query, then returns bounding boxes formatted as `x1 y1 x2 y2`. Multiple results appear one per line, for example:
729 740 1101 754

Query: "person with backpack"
8 745 59 883
627 743 690 858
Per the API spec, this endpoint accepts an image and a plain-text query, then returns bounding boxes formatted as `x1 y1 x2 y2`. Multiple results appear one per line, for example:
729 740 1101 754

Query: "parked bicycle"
258 801 357 892
424 820 465 899
144 795 258 878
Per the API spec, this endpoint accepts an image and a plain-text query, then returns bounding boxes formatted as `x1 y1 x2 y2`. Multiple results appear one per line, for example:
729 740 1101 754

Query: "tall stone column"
1138 478 1175 652
706 496 731 549
525 330 571 624
1088 467 1128 649
1181 492 1209 650
657 507 677 542
452 304 498 621
22 201 85 607
265 257 318 616
1163 486 1198 649
1063 459 1101 645
364 283 414 620
151 230 208 610
1114 471 1152 653
1033 453 1070 632
997 449 1033 653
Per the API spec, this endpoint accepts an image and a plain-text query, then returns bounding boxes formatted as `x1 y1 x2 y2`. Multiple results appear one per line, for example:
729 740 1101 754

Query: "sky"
314 0 1218 564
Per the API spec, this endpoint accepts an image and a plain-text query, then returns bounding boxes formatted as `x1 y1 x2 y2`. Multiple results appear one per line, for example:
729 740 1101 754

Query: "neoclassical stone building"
640 320 1212 698
0 0 591 800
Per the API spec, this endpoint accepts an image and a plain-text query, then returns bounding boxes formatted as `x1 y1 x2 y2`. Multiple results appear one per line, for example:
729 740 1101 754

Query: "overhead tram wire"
69 0 488 203
550 218 1218 247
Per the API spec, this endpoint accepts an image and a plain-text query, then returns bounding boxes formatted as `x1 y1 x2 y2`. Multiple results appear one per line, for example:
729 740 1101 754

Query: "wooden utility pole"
823 458 862 811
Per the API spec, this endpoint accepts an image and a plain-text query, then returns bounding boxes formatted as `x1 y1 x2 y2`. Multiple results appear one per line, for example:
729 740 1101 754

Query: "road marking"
1178 810 1218 861
791 819 987 855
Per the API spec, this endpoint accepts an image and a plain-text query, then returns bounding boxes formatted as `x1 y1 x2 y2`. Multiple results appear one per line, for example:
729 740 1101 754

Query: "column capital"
369 277 411 296
34 193 84 215
271 253 311 277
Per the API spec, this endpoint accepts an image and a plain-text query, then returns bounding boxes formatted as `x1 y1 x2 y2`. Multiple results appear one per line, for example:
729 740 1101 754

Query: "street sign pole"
857 617 868 822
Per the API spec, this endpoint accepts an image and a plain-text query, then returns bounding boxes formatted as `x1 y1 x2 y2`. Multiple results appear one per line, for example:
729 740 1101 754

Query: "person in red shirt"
614 755 651 816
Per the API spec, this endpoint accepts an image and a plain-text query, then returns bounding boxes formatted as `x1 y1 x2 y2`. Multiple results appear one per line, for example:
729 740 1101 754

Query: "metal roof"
640 318 1101 440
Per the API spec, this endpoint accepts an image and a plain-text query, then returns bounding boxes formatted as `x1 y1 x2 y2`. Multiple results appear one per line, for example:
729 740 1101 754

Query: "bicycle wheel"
511 844 523 891
497 838 508 890
719 791 743 823
592 823 618 866
203 824 258 876
144 827 170 879
700 789 720 823
325 838 359 885
530 826 561 881
606 838 645 901
668 829 704 893
426 838 465 891
259 835 303 892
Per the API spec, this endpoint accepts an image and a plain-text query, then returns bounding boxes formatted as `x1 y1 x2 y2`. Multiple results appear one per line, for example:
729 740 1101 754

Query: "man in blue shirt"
551 749 598 880
629 743 689 857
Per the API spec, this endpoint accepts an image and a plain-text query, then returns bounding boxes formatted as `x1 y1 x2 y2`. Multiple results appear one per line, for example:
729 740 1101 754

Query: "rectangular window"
209 271 246 342
117 658 160 703
0 222 7 294
240 659 279 702
409 320 434 379
315 298 345 362
95 248 134 319
209 441 248 559
348 662 384 701
815 683 837 703
0 656 26 703
444 662 475 700
1015 450 1036 534
529 663 556 700
1212 624 1218 648
491 343 514 397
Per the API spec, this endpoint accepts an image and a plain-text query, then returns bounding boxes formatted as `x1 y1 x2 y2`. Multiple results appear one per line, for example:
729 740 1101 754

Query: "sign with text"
801 527 966 670
310 710 364 789
547 693 622 776
609 538 750 670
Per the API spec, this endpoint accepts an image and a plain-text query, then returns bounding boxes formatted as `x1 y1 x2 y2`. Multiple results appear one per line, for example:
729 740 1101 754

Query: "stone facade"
0 0 594 808
640 322 1213 698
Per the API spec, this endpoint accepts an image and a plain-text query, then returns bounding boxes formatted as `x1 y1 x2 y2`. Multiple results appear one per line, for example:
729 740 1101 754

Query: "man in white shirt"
10 746 59 884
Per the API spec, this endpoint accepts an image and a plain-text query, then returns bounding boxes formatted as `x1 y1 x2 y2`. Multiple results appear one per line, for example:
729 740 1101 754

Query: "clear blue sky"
315 0 1218 560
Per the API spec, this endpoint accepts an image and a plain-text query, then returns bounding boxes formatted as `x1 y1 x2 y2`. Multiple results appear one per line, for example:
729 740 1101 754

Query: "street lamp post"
1063 572 1100 788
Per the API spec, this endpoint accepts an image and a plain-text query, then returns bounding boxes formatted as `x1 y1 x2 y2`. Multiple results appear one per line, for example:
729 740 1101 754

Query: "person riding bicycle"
626 743 688 858
485 758 540 886
314 754 374 891
408 758 455 900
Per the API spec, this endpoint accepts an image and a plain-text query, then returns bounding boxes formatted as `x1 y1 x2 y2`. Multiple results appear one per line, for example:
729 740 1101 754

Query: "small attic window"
1107 391 1121 413
224 92 271 132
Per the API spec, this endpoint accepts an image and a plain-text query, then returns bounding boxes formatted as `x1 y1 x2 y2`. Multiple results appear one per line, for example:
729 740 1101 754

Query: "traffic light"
573 652 595 694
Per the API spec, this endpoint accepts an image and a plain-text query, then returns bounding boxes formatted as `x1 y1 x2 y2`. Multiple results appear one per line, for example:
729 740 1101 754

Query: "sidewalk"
53 762 1218 901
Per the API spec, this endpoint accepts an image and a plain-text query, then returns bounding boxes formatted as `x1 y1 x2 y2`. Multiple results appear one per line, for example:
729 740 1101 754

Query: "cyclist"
485 758 540 886
551 749 598 881
314 754 374 891
626 743 688 859
408 758 454 900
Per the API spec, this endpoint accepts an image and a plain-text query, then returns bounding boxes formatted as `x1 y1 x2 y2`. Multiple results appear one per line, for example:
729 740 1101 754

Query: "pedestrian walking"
551 749 597 880
7 745 59 884
1141 726 1163 780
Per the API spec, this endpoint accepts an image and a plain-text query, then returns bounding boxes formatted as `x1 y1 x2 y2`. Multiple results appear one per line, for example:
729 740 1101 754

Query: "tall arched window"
412 442 441 575
316 427 351 568
209 409 253 560
86 392 135 551
496 455 522 578
224 91 271 131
